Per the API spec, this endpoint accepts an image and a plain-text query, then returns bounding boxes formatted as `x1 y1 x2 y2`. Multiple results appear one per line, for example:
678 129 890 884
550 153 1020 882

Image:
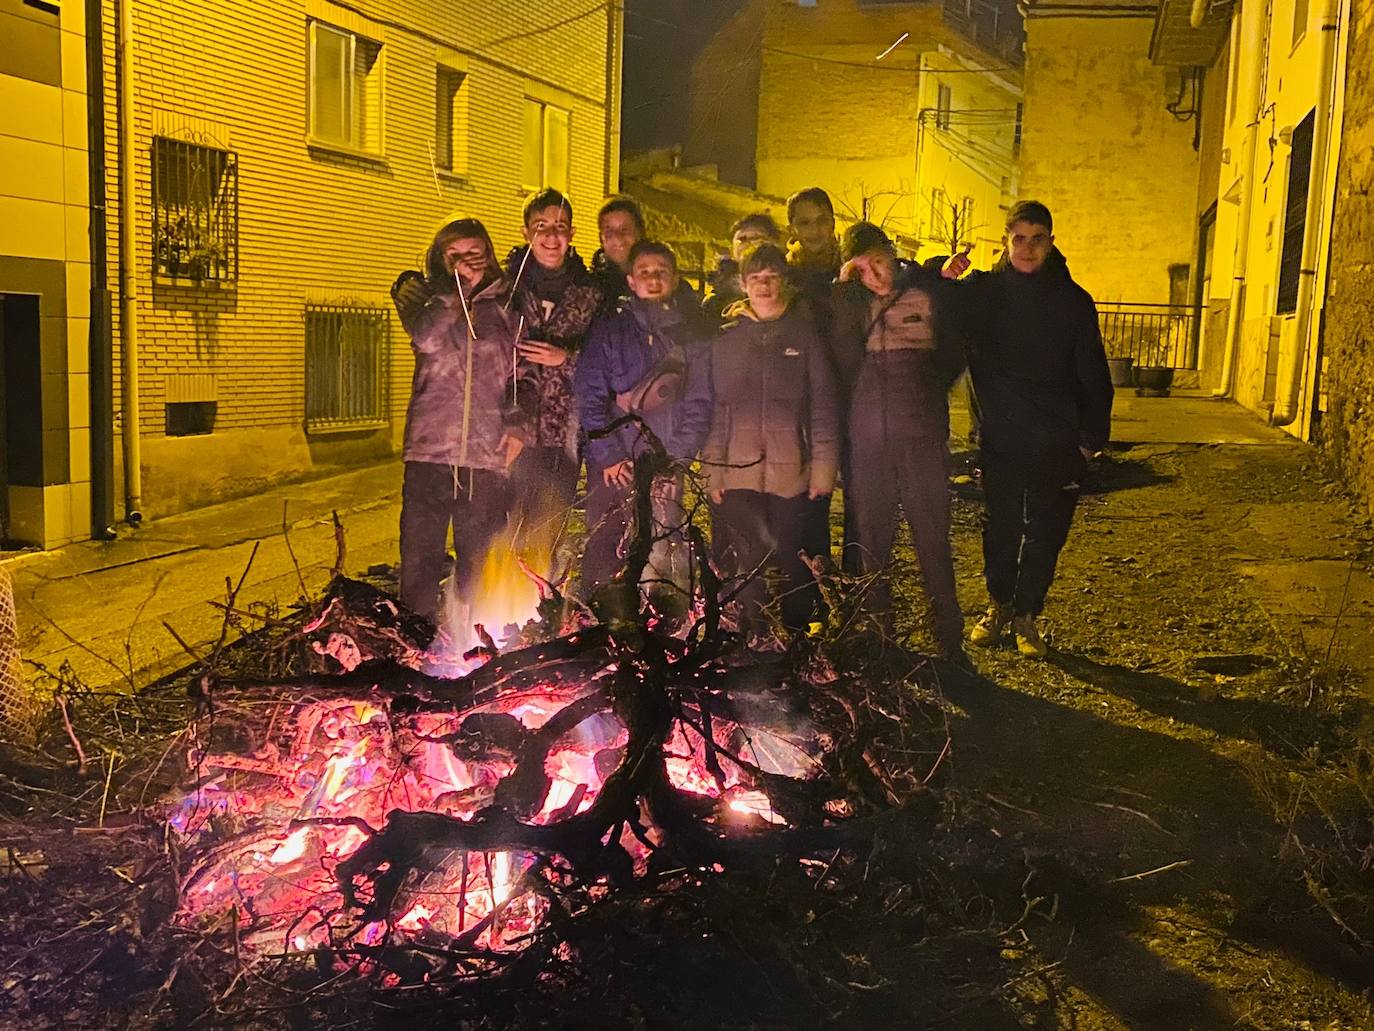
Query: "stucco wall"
1020 16 1199 305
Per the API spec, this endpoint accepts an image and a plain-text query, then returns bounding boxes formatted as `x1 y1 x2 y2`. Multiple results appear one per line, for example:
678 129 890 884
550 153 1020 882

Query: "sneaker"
1013 614 1048 659
969 602 1013 647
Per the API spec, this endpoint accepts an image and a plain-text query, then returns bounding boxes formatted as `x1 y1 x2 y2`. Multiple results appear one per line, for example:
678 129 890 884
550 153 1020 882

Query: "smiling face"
443 237 490 289
789 199 836 257
627 251 678 303
1004 219 1054 275
742 267 786 319
598 210 641 271
523 203 574 270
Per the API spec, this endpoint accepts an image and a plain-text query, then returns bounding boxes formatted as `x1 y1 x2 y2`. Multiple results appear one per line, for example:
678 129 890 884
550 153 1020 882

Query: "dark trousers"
848 440 962 653
583 465 689 597
399 461 514 621
801 493 832 563
980 460 1080 616
510 446 579 579
710 490 816 631
582 464 630 591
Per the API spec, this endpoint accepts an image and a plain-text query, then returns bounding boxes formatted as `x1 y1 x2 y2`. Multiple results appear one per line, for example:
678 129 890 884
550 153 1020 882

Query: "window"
309 21 382 152
435 66 468 174
165 402 216 437
1292 0 1309 45
1276 109 1315 315
522 98 570 193
928 187 948 239
936 83 953 130
305 304 389 431
152 137 238 281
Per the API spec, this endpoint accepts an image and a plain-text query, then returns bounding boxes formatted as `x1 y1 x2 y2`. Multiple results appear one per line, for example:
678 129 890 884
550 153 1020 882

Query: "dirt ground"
915 440 1374 1029
2 439 1373 1029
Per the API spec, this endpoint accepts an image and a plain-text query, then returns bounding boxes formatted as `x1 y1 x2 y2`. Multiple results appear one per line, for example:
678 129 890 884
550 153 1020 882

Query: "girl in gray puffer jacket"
391 218 529 622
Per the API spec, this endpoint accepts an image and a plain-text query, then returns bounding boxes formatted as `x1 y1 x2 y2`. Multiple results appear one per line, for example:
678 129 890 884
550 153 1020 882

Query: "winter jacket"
505 246 603 456
575 297 713 469
702 302 840 498
828 265 965 449
394 236 526 470
956 253 1113 480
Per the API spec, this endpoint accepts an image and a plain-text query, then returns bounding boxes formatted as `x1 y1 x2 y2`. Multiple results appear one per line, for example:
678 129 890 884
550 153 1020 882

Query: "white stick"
504 246 533 311
454 268 477 341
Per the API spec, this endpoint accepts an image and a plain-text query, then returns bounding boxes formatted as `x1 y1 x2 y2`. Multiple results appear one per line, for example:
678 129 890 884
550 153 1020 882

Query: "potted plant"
1106 355 1135 387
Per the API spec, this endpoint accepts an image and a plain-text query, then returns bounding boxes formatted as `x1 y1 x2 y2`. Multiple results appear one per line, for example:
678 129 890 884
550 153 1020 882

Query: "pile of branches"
2 438 967 1028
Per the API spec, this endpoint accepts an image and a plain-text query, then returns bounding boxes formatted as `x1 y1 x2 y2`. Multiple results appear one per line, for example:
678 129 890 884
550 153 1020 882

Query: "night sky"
622 0 746 153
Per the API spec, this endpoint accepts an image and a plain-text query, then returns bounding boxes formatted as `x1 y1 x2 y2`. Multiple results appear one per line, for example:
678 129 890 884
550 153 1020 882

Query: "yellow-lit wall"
1209 0 1346 436
100 0 618 519
0 1 93 548
1020 16 1199 305
688 0 1020 266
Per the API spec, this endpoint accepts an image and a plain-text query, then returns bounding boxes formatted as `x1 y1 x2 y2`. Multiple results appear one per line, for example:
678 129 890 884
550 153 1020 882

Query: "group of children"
393 185 1114 664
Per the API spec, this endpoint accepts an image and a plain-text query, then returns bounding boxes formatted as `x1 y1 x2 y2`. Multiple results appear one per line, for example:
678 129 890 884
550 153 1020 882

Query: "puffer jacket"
394 228 526 470
956 250 1113 481
829 265 965 448
506 246 603 457
575 296 713 467
702 302 840 498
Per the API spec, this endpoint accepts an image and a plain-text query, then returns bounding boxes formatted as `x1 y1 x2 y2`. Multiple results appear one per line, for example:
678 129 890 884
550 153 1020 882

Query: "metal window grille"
305 304 389 432
152 137 238 281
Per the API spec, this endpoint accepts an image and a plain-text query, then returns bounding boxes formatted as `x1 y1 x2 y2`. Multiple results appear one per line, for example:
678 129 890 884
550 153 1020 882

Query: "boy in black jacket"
961 201 1114 658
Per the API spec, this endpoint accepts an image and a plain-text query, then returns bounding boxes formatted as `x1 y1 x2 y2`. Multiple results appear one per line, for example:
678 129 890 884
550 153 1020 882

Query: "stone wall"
1322 0 1374 515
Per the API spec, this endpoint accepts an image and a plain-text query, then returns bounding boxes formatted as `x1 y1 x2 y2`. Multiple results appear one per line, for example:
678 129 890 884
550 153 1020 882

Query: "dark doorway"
0 293 43 545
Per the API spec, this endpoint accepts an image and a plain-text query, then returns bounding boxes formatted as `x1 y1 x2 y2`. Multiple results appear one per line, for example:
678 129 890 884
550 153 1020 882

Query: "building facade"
1 0 98 549
42 0 622 546
1019 3 1202 309
687 0 1024 268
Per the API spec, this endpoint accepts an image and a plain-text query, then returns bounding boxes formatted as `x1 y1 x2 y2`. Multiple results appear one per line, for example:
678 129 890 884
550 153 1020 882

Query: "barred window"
152 137 238 281
304 304 389 432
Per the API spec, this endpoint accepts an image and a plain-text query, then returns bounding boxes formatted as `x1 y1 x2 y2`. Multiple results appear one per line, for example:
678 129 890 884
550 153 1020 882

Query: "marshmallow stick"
512 315 525 407
453 268 477 341
503 246 533 312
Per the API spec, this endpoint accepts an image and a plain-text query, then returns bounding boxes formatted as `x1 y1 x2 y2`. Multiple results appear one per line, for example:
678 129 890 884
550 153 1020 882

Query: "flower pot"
1107 356 1135 388
1134 365 1175 396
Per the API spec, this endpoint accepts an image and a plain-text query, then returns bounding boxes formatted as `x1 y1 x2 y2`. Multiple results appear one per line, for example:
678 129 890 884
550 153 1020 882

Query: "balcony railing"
1098 302 1199 370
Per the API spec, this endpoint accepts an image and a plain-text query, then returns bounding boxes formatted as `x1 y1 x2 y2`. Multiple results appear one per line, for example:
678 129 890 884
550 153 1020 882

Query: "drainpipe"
1190 0 1209 28
602 0 623 195
1213 0 1266 398
115 0 143 524
1270 0 1341 427
85 0 115 538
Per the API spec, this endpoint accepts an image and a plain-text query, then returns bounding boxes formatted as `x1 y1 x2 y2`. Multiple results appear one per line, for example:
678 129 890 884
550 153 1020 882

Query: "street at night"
2 1 1372 1028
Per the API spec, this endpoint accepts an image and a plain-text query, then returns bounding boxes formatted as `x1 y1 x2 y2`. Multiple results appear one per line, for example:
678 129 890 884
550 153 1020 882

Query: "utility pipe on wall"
1270 0 1342 427
115 0 143 524
1214 0 1267 398
1190 0 1209 29
85 0 115 538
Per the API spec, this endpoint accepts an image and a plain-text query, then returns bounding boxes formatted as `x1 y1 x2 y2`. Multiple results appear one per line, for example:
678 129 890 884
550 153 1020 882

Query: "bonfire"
163 439 947 987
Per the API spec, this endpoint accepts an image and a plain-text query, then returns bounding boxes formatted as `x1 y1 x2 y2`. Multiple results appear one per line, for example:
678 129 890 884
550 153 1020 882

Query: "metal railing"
152 136 238 282
304 304 389 432
1098 302 1199 370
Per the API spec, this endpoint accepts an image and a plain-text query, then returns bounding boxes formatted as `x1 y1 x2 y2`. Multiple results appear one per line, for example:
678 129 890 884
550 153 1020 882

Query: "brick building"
1 0 99 549
685 0 1024 269
5 0 623 550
